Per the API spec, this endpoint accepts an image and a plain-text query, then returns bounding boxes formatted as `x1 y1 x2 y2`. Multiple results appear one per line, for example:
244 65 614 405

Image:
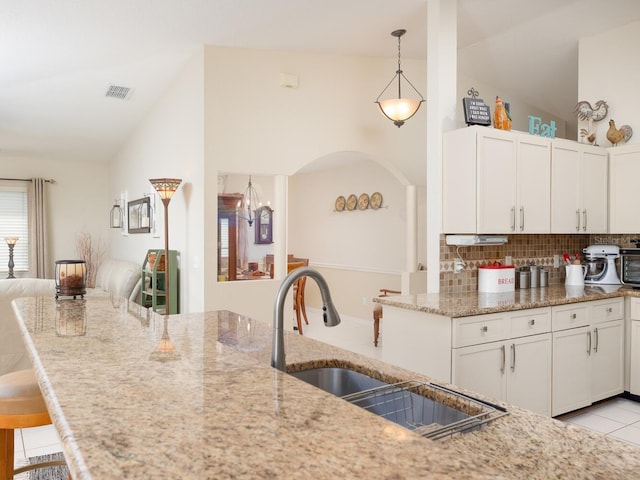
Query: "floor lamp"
149 178 182 315
4 236 18 279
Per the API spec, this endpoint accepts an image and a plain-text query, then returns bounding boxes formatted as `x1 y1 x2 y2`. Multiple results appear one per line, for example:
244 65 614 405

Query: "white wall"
579 21 640 147
0 156 107 277
203 45 428 324
456 73 567 139
109 48 205 313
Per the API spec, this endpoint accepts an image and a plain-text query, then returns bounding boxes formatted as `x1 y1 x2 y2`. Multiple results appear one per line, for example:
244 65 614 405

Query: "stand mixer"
583 245 621 285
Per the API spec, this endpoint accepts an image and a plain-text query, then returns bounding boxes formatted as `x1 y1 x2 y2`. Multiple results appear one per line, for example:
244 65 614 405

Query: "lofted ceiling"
1 0 639 163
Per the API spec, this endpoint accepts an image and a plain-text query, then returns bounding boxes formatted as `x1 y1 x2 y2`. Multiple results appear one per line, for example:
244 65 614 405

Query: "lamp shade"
377 98 423 126
4 236 18 246
149 178 182 202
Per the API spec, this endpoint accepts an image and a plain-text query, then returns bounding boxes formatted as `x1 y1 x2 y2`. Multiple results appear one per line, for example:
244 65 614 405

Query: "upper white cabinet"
443 127 550 234
609 144 640 233
551 139 608 233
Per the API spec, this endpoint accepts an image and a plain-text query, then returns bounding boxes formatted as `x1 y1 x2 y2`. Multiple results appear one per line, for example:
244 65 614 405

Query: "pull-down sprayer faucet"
271 267 341 371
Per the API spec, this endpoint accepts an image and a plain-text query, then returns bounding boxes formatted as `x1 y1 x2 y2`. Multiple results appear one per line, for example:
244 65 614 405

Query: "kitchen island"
12 291 640 479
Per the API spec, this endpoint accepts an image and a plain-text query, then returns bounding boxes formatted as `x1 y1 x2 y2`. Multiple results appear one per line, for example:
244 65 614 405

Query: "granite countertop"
374 284 640 317
12 291 640 479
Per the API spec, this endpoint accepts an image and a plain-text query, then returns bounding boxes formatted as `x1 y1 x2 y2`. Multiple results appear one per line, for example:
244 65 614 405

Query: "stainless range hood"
445 235 508 246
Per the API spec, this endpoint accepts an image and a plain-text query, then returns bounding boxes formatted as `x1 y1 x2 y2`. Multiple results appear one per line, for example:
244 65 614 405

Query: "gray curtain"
28 178 50 278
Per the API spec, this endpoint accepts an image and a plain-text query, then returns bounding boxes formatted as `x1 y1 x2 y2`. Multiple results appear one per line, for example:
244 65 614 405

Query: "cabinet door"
631 321 640 395
581 147 608 233
507 333 552 416
551 141 581 233
552 326 591 416
516 136 550 233
452 341 507 403
591 320 624 402
609 145 640 233
477 130 517 233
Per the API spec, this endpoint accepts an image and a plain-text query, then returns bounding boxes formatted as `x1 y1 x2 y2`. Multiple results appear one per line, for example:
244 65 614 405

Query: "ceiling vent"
105 84 133 100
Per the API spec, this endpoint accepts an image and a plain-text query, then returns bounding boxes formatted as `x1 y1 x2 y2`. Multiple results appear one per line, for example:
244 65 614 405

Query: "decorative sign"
528 115 557 138
462 88 491 126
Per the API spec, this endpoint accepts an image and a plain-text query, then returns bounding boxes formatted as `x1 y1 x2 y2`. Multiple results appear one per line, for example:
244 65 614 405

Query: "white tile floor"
14 308 640 472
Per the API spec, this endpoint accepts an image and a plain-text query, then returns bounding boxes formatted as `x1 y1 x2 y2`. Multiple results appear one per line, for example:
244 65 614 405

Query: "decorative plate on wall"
335 195 346 212
346 194 357 211
357 193 369 210
370 192 383 210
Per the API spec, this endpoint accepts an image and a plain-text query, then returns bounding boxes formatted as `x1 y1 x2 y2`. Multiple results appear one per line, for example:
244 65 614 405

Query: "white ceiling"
1 0 639 163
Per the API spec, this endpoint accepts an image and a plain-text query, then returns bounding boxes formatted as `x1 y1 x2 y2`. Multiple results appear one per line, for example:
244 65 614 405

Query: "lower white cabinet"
552 298 624 416
452 308 552 416
629 298 640 395
453 333 552 416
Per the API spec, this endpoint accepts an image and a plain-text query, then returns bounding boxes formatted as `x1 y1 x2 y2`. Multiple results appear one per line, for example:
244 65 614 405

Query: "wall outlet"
553 254 560 268
454 259 465 273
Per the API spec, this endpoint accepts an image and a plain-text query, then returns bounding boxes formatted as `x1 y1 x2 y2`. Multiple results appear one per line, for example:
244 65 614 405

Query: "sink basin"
289 366 507 440
289 366 388 397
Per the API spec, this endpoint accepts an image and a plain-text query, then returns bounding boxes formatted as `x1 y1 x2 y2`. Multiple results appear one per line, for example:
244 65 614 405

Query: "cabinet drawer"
591 298 624 324
509 308 551 338
552 303 589 331
453 313 508 348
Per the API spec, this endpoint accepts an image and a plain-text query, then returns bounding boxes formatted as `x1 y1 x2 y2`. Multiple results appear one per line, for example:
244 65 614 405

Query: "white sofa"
0 278 56 376
1 259 142 376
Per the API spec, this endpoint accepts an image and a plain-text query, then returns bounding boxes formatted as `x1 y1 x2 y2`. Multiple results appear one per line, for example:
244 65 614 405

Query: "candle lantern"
55 260 87 299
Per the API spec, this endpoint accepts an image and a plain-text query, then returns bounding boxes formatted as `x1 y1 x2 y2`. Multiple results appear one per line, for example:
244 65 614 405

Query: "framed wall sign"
128 197 151 234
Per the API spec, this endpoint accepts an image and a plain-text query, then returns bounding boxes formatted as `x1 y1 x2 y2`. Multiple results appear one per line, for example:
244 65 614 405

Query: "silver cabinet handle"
582 209 587 232
576 209 580 232
511 207 516 231
606 307 613 314
571 313 576 320
587 331 592 356
500 344 506 373
520 206 524 231
510 343 516 372
481 325 488 333
594 327 599 353
529 318 536 327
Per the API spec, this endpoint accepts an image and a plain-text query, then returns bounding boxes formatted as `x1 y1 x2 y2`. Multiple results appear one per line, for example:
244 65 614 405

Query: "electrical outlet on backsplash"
438 233 638 294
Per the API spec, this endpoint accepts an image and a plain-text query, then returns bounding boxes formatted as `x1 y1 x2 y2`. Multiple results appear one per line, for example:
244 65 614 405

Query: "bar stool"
0 369 67 480
372 288 401 347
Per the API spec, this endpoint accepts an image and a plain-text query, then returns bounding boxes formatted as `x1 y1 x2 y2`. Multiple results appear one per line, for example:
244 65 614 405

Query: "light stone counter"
12 291 640 479
374 284 640 317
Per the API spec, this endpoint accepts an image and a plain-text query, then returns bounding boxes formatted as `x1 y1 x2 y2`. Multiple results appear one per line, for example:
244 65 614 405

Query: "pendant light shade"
375 29 425 128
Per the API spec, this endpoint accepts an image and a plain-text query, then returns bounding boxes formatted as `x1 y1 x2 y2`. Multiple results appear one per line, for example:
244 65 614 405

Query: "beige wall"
579 20 640 147
109 48 205 313
0 156 108 277
203 45 428 323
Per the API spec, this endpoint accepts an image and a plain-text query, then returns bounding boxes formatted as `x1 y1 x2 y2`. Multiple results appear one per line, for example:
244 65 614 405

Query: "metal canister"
540 268 549 287
518 268 530 289
529 265 540 288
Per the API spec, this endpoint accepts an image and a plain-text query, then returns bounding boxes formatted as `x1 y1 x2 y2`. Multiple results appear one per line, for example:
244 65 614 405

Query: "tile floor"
14 308 640 473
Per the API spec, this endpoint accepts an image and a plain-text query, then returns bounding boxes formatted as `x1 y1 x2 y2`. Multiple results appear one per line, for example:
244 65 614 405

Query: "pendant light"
236 176 261 226
375 29 425 128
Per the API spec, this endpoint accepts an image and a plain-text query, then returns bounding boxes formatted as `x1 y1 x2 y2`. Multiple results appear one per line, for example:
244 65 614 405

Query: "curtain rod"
0 177 56 183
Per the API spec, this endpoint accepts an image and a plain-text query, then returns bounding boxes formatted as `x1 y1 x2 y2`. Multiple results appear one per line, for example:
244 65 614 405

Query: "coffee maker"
583 245 621 285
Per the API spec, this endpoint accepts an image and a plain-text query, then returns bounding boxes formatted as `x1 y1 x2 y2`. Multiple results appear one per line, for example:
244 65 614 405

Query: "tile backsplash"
439 234 640 294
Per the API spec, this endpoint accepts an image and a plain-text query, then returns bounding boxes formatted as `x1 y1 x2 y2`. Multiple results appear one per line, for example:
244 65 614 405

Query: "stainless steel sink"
289 366 388 397
289 366 507 440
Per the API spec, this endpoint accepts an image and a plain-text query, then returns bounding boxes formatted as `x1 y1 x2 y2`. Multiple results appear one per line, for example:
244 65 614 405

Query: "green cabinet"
141 249 179 314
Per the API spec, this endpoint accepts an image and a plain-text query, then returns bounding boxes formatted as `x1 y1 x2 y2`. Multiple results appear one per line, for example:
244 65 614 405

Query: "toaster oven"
620 248 640 286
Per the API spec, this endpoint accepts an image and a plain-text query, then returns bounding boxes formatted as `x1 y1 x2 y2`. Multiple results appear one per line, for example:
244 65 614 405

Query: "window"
0 184 29 274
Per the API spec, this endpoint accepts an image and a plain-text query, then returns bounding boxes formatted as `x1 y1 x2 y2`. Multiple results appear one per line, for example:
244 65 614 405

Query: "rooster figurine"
606 119 633 146
574 100 609 122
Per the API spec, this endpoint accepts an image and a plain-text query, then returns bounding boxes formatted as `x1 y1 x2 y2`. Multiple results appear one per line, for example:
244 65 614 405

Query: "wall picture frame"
128 197 151 234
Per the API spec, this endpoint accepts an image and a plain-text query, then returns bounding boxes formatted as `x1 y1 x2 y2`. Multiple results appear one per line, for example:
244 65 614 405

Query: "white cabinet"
551 298 624 416
551 139 608 233
452 308 552 416
609 144 640 233
443 126 550 234
629 298 640 395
